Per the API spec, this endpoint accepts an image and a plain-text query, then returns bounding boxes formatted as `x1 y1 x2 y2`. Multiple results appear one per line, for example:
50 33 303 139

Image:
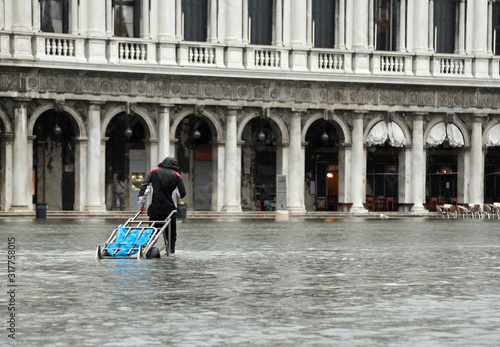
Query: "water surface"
1 217 499 346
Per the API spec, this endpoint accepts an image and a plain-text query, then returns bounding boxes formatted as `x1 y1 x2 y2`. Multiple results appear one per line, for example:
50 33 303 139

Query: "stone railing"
108 38 156 64
309 50 351 72
431 55 472 77
372 52 412 74
177 42 224 67
5 33 500 81
244 46 289 69
32 33 85 61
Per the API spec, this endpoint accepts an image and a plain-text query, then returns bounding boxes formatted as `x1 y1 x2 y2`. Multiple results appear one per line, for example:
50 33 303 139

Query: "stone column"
469 116 484 204
242 0 249 44
87 0 107 63
337 0 346 49
472 0 489 77
350 112 367 213
175 0 182 40
352 0 370 73
11 101 30 211
488 0 493 54
209 0 218 43
411 114 427 213
86 103 105 211
74 137 87 211
225 0 242 43
223 107 242 212
158 0 175 40
398 0 407 52
290 0 308 70
158 105 172 163
352 0 368 49
290 0 307 47
412 0 430 76
142 0 150 39
71 0 80 35
457 0 466 54
428 0 434 51
276 0 283 46
288 111 305 212
12 0 30 31
413 0 429 52
87 0 106 36
0 134 13 211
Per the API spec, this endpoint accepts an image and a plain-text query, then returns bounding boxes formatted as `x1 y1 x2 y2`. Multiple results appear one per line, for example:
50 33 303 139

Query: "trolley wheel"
146 247 161 259
96 245 101 259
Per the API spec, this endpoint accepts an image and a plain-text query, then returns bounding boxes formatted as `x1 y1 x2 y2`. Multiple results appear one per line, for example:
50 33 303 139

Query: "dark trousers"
149 214 177 252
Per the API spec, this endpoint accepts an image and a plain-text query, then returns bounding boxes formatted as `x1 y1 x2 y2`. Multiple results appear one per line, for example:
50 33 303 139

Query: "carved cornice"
0 69 498 113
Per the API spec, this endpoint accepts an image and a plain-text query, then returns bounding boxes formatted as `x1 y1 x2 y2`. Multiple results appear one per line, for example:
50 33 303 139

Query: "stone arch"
101 104 157 139
301 111 351 144
363 113 412 146
0 107 13 134
238 109 290 143
424 115 471 147
170 106 223 141
28 102 86 137
483 117 500 146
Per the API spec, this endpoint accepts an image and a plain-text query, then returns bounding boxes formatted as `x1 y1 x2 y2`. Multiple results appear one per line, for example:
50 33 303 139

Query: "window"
434 0 456 53
114 0 140 38
375 0 399 51
41 0 68 33
312 0 335 48
494 1 500 55
248 0 273 45
183 0 208 42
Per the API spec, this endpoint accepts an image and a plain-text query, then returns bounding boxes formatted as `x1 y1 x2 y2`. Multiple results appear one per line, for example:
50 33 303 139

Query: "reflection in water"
1 217 500 346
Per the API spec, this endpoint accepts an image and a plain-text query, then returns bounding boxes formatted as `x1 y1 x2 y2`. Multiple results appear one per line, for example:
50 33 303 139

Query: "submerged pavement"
0 217 499 346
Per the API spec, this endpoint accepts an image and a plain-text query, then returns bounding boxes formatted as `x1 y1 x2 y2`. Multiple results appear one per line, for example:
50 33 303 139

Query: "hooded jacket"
138 157 186 217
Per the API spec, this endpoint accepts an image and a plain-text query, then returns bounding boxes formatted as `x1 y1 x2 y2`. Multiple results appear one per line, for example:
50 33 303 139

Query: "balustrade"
3 32 499 81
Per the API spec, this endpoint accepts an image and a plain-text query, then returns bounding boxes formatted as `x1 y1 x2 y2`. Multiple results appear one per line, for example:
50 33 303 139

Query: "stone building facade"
1 0 500 213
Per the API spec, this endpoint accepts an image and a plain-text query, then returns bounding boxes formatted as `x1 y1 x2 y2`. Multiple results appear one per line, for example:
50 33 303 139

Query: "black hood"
158 157 180 171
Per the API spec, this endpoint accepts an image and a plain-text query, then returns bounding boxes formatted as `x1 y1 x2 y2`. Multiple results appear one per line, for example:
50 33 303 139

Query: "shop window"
434 0 456 53
375 0 399 51
313 0 335 48
114 0 140 38
183 0 208 42
41 0 69 33
248 0 273 45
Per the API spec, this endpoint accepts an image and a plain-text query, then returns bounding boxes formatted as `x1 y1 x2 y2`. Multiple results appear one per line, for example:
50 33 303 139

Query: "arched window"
114 0 140 38
248 0 273 45
41 0 69 33
375 0 399 51
312 0 335 48
434 0 456 53
183 0 208 42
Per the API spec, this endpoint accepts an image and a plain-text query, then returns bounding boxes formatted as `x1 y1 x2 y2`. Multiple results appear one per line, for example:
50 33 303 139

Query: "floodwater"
1 216 500 346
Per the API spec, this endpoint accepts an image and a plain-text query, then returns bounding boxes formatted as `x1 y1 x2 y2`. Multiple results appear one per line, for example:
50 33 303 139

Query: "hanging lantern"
53 124 62 136
321 131 329 143
124 127 133 140
257 130 266 142
193 129 201 139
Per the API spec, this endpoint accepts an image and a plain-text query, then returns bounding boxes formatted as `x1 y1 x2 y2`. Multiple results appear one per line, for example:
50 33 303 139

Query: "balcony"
2 32 499 84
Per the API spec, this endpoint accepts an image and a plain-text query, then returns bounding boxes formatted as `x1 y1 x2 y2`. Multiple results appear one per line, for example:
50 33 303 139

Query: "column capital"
159 103 175 109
